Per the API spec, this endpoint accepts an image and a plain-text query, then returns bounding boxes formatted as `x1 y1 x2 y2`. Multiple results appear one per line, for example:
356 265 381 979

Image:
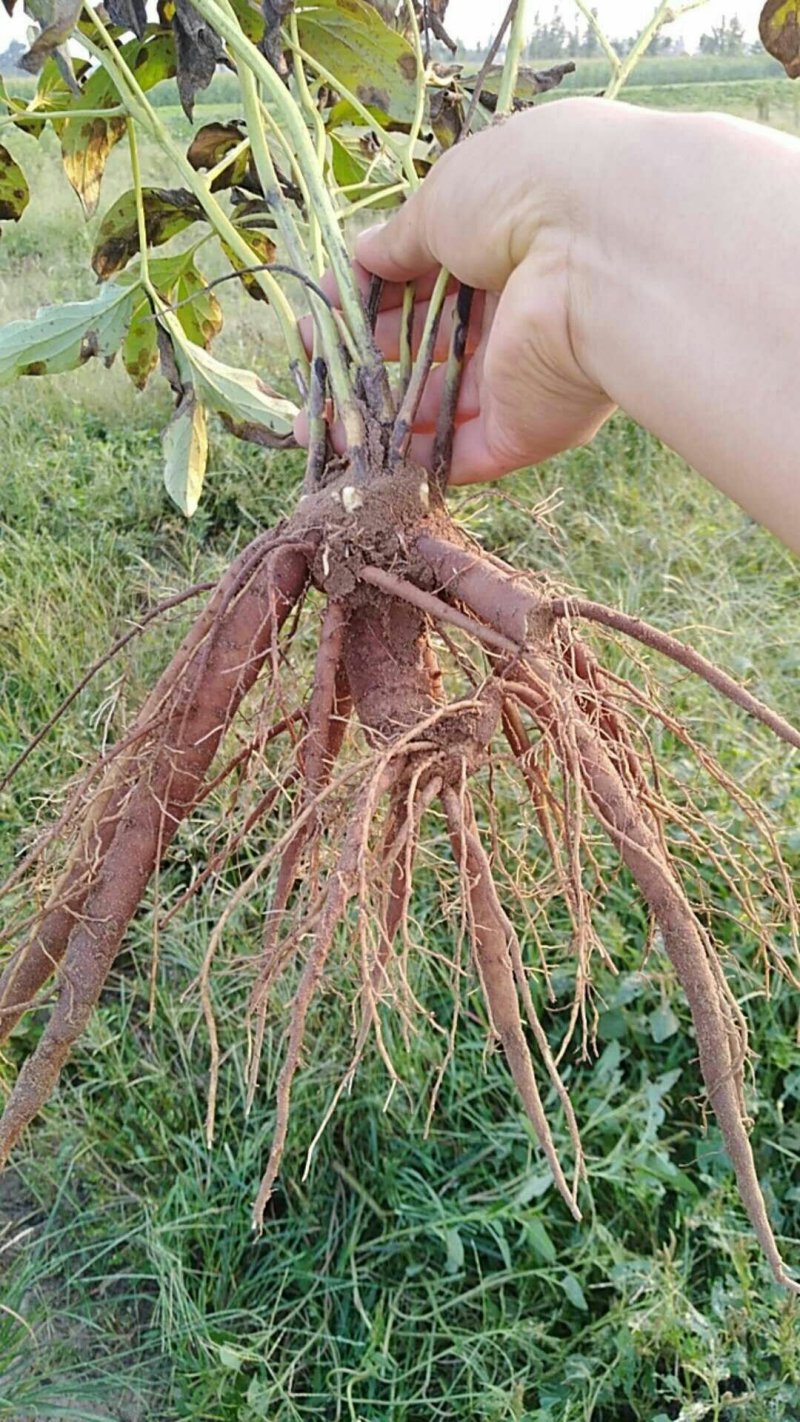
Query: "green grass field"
1 62 800 1422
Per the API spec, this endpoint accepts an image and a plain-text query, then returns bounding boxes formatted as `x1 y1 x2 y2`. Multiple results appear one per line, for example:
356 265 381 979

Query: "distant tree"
699 13 746 55
0 40 25 74
579 8 600 57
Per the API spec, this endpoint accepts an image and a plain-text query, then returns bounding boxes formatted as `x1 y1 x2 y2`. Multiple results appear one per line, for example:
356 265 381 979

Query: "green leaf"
296 0 420 126
162 394 208 516
559 1273 588 1311
329 132 366 188
0 284 136 383
759 0 800 76
228 0 264 42
217 1342 243 1372
122 292 159 390
524 1217 557 1265
0 144 30 225
166 318 298 447
92 187 204 279
443 1226 464 1275
649 1003 680 1044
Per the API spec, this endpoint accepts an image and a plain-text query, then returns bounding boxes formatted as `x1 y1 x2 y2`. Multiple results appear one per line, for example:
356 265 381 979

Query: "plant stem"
127 117 150 288
403 0 427 192
188 0 374 366
462 0 517 133
496 0 529 115
237 62 359 437
392 266 449 461
0 106 126 125
606 0 708 100
80 8 309 396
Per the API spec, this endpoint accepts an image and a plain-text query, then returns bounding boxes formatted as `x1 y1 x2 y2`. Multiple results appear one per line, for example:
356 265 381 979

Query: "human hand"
355 100 618 483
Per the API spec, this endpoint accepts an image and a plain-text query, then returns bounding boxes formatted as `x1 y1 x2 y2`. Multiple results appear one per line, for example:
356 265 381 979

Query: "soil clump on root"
1 450 799 1293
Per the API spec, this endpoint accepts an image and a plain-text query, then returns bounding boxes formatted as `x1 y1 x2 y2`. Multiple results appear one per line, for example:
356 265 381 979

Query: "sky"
446 0 763 49
2 0 765 52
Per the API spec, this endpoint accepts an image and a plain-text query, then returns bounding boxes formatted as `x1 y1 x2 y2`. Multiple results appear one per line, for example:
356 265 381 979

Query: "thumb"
355 195 436 283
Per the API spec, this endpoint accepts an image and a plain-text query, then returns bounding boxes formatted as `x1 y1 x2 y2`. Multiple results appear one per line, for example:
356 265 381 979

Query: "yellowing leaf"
295 0 419 126
759 0 800 77
92 187 204 279
122 292 159 390
220 229 277 302
162 394 208 515
0 144 29 224
60 35 177 215
173 268 223 349
163 313 298 447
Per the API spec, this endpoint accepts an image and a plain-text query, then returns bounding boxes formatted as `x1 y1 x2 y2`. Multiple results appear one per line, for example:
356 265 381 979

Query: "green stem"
127 116 150 287
0 105 127 125
402 0 427 191
606 0 707 99
80 9 309 395
237 64 359 436
289 10 327 270
188 0 373 364
205 135 249 186
496 0 529 115
571 0 620 82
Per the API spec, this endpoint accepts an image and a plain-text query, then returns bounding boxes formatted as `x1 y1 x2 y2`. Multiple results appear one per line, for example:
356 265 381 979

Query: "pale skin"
319 98 800 554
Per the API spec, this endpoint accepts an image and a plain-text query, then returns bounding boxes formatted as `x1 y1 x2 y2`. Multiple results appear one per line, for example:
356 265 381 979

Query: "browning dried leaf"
92 188 204 279
759 0 800 77
187 121 250 190
171 0 225 117
105 0 148 35
261 0 293 70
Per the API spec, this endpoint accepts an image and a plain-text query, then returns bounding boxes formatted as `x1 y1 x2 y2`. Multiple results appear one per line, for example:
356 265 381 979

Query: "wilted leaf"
428 87 461 148
220 229 277 301
122 292 159 389
173 267 223 348
92 187 204 279
464 60 575 112
0 284 136 383
443 1227 464 1275
163 393 208 515
261 0 293 70
0 144 30 225
57 34 176 213
650 1003 680 1044
19 0 82 87
106 0 148 35
61 115 127 217
171 0 224 118
760 0 800 76
296 0 419 126
165 315 298 446
187 122 250 191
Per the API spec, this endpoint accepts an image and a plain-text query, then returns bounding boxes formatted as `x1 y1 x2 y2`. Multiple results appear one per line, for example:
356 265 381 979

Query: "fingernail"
356 223 386 245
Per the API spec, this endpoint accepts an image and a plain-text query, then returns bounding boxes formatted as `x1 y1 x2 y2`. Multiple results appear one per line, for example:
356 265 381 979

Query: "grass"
1 78 800 1422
